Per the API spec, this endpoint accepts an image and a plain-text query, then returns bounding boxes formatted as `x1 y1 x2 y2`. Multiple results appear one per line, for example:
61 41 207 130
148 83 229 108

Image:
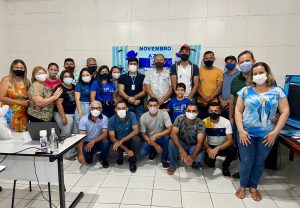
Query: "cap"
180 44 191 53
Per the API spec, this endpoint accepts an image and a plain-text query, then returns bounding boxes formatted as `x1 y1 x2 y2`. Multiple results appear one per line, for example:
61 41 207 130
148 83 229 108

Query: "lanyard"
131 76 136 84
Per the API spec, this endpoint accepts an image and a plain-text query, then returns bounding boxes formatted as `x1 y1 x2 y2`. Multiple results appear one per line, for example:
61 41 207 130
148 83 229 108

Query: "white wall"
1 0 300 86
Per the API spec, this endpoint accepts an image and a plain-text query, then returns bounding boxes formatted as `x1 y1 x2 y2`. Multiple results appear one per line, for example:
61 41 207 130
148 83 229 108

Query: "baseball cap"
180 44 191 53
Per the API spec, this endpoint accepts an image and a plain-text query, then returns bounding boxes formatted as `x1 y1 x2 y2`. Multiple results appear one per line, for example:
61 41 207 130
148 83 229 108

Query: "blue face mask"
63 77 73 85
239 61 252 73
225 63 236 71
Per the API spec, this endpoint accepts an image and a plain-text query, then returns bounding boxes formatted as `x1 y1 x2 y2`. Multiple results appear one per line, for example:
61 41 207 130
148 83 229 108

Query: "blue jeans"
139 136 169 161
128 104 144 123
74 101 91 133
83 138 110 163
168 139 204 168
238 136 273 188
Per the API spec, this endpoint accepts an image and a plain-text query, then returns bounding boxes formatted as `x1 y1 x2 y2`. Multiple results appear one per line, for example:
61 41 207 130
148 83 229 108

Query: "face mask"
88 66 97 73
180 54 189 62
35 74 47 82
99 74 110 80
13 70 25 77
91 109 101 117
49 72 58 77
112 72 121 79
253 73 267 85
117 110 126 118
155 62 164 69
225 63 236 71
149 107 158 114
239 61 252 73
209 112 220 120
128 65 137 73
63 77 73 85
186 112 197 120
66 66 75 71
82 76 91 83
204 60 214 68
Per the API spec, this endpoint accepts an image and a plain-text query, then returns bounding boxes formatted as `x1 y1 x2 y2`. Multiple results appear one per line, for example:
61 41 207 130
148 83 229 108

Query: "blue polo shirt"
79 114 108 142
108 112 138 140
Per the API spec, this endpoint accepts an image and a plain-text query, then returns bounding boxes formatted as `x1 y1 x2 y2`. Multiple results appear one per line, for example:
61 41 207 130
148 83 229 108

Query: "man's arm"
109 130 130 152
229 95 234 124
189 75 199 99
134 85 146 100
171 75 177 92
210 80 223 100
190 132 205 160
170 126 185 153
152 126 172 140
118 84 130 100
119 125 139 143
144 84 157 99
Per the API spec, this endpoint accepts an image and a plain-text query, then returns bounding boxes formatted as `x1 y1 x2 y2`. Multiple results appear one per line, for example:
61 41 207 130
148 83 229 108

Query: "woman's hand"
53 87 63 99
62 117 68 126
263 131 277 147
239 129 251 146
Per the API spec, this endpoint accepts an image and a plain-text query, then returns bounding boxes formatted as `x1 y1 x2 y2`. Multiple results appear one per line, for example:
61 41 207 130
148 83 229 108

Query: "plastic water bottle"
49 128 59 152
39 130 49 153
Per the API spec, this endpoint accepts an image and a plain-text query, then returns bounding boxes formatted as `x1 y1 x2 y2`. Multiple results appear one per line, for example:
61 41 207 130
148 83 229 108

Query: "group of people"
0 44 290 202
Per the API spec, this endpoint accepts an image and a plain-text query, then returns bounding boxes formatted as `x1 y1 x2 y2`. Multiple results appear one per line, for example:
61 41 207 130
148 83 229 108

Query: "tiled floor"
0 154 299 208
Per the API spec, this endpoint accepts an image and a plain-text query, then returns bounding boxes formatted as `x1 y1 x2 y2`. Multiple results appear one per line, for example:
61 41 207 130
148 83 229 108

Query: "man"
86 57 98 78
219 56 240 119
139 98 172 168
77 101 110 168
197 51 223 119
168 103 206 175
144 54 172 109
64 58 79 84
203 102 237 177
229 50 256 179
171 44 199 100
119 57 146 122
108 101 139 173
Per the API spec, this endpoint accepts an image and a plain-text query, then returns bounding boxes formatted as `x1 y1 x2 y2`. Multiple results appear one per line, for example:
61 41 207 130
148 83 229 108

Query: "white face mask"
253 73 267 85
128 65 137 73
82 76 91 83
112 72 121 79
186 112 198 120
35 74 47 82
117 110 126 118
91 109 101 117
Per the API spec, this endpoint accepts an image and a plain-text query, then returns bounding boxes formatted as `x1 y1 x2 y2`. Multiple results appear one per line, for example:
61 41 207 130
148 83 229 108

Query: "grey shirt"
221 70 240 101
140 110 172 137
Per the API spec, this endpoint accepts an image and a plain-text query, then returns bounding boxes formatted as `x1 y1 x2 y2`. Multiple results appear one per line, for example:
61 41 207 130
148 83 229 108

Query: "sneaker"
192 161 201 169
222 168 231 178
116 157 123 165
100 160 109 168
162 160 169 169
167 167 177 175
129 162 137 173
232 171 240 179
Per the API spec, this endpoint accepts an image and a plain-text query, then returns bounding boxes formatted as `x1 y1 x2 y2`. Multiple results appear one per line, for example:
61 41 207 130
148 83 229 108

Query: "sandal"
249 188 262 201
235 187 246 199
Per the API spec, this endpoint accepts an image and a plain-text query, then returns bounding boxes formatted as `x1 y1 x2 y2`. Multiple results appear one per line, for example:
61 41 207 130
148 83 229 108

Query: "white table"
0 133 86 208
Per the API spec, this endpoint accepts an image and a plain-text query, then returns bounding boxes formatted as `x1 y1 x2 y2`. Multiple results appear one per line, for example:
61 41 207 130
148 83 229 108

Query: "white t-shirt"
203 116 232 146
177 64 192 97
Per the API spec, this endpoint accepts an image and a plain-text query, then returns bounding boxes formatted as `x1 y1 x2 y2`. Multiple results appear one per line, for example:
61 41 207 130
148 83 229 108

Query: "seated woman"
91 65 117 118
45 62 61 90
0 59 30 132
28 66 62 122
74 68 93 132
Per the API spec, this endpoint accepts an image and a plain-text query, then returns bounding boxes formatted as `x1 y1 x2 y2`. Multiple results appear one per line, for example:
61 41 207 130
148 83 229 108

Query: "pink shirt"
45 79 61 90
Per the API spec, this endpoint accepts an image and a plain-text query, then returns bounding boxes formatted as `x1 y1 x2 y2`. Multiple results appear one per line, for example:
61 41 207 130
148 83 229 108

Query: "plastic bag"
0 105 13 140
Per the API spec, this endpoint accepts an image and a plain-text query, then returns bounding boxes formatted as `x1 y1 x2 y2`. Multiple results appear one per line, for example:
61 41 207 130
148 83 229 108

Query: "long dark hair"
78 68 93 86
97 65 115 93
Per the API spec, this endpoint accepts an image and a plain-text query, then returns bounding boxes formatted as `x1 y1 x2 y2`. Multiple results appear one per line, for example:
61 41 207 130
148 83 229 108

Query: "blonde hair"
31 66 47 83
246 62 276 87
9 59 31 90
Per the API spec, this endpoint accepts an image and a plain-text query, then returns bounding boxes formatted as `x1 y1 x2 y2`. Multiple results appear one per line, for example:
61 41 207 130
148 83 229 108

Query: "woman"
91 65 117 118
235 62 289 201
54 70 76 136
45 62 61 90
110 66 121 90
0 59 30 132
74 68 93 131
28 66 62 122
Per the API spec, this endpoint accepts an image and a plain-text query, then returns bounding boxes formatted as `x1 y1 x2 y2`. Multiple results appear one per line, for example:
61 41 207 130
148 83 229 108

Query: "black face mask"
204 60 214 68
98 74 110 80
209 112 220 120
13 70 25 77
88 66 97 73
155 62 164 69
180 54 189 62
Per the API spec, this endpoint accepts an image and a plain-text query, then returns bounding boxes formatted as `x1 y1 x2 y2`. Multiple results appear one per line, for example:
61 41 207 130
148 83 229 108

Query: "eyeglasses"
91 107 102 110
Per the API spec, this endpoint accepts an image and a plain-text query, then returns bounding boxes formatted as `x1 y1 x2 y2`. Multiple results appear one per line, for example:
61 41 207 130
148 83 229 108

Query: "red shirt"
45 79 61 90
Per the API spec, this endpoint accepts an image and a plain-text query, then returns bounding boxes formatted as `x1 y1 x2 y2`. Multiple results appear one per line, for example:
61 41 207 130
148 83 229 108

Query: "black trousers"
204 145 237 169
117 140 137 163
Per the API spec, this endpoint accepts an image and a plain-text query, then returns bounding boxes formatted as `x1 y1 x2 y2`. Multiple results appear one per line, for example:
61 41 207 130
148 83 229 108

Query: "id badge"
131 84 135 90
